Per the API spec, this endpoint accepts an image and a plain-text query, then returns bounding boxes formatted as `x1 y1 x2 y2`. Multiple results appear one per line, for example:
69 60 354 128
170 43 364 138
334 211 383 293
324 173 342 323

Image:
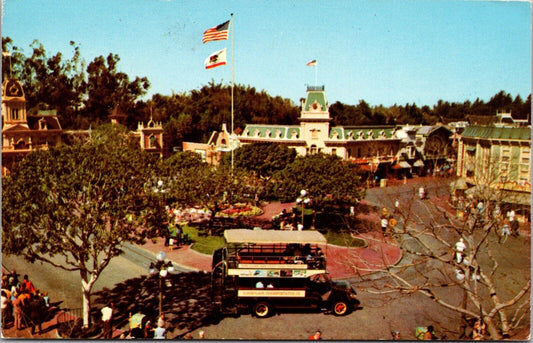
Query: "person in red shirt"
309 330 322 340
21 275 35 294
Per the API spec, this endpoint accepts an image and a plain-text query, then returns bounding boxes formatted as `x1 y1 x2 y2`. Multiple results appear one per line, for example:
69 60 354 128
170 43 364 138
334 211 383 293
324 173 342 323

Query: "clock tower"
2 78 28 127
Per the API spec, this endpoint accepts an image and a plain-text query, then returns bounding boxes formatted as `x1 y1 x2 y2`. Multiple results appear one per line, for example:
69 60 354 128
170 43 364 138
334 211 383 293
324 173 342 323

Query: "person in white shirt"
154 325 166 339
381 217 389 235
455 238 466 263
101 302 113 339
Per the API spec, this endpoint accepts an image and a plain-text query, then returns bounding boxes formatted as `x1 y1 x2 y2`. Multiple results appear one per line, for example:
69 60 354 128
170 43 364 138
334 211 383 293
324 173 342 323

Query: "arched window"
149 134 157 148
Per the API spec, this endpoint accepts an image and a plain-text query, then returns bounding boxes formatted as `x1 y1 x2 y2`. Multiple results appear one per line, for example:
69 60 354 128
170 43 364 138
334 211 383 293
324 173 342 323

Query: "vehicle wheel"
332 300 349 316
253 301 271 318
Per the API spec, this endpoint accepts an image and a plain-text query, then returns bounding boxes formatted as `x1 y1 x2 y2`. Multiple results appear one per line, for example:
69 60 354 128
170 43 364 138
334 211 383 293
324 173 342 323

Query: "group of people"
1 271 49 335
278 208 302 231
117 311 168 339
380 206 398 236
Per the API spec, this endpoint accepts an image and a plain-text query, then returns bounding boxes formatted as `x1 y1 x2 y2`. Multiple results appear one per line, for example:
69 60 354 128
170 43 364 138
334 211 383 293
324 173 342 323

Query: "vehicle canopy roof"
224 229 327 245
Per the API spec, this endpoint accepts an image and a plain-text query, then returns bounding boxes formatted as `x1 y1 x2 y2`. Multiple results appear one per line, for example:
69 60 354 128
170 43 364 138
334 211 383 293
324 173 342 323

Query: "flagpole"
315 63 317 87
230 13 235 170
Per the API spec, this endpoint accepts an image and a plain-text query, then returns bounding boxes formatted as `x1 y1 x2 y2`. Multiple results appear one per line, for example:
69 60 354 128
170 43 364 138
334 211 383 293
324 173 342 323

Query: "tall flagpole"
315 62 317 87
315 62 318 87
230 13 235 170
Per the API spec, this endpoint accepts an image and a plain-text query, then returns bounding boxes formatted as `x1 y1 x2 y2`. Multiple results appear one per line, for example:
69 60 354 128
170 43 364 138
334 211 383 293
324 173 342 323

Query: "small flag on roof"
203 20 230 43
306 59 317 66
204 48 227 69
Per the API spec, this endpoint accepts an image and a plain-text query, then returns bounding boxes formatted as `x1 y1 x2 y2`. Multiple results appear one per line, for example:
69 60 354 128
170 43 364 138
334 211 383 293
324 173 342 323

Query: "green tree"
84 53 150 124
268 153 366 210
2 125 165 327
225 143 296 181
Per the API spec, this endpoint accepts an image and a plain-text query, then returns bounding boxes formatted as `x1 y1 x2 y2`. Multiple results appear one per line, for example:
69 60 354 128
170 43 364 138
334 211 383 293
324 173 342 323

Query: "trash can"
380 178 387 187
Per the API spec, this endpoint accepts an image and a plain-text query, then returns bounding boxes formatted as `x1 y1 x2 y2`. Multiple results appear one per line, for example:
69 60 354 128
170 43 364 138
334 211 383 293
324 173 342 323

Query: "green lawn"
182 225 225 254
323 230 367 248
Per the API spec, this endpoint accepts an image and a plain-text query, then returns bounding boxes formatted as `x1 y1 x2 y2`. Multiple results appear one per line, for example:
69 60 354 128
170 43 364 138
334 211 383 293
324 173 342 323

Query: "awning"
413 160 425 167
224 229 327 244
450 178 469 190
399 161 411 168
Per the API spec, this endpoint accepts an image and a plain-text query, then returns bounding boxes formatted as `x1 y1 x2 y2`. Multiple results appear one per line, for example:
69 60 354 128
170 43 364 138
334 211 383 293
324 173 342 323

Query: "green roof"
329 127 396 140
461 126 530 141
304 91 327 112
243 125 300 139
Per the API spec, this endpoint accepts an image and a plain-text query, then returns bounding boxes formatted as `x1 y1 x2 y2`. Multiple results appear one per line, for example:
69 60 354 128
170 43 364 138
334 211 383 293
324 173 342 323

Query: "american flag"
202 20 230 43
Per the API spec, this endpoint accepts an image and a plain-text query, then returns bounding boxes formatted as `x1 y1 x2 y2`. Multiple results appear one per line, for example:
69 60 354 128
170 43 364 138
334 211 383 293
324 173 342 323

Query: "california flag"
204 48 227 69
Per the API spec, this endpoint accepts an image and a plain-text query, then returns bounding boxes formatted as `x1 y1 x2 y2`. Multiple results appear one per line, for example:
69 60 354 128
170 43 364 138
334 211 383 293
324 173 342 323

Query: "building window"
11 108 19 120
331 148 337 156
149 135 157 148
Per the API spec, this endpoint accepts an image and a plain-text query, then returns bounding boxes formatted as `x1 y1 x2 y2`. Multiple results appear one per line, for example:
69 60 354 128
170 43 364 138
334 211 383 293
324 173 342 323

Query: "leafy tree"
225 143 296 181
84 53 150 124
268 153 366 208
160 158 261 235
2 125 166 327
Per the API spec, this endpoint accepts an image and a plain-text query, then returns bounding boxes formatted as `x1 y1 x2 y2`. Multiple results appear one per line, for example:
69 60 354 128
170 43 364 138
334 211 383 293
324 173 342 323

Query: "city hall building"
185 85 454 180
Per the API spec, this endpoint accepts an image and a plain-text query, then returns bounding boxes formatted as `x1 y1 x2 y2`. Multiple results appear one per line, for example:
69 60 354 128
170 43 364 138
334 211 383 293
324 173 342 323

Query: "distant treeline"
2 37 531 150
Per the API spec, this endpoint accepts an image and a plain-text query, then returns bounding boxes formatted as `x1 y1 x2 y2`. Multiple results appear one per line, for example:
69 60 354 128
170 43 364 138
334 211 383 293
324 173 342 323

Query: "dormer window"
149 134 157 148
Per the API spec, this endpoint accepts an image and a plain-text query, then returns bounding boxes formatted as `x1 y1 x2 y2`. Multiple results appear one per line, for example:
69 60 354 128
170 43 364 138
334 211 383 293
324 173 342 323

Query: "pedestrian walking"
28 292 44 335
419 186 425 200
394 198 400 213
381 217 389 235
510 218 519 237
12 292 23 330
101 302 113 339
454 238 466 264
499 222 510 243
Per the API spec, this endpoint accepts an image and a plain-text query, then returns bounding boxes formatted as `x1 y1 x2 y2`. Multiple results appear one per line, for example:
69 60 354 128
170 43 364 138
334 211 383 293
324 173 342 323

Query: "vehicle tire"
331 300 349 316
253 301 271 318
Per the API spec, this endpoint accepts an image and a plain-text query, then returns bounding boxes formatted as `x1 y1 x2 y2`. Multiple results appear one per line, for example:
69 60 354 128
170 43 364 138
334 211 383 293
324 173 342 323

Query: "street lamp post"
149 251 175 316
296 190 311 230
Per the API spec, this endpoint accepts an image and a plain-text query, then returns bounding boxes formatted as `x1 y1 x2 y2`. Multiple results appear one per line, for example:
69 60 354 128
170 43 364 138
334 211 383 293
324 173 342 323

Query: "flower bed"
216 203 262 218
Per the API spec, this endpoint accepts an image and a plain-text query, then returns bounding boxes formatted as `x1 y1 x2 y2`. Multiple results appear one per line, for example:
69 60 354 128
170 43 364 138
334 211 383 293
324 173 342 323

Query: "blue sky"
2 0 531 107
